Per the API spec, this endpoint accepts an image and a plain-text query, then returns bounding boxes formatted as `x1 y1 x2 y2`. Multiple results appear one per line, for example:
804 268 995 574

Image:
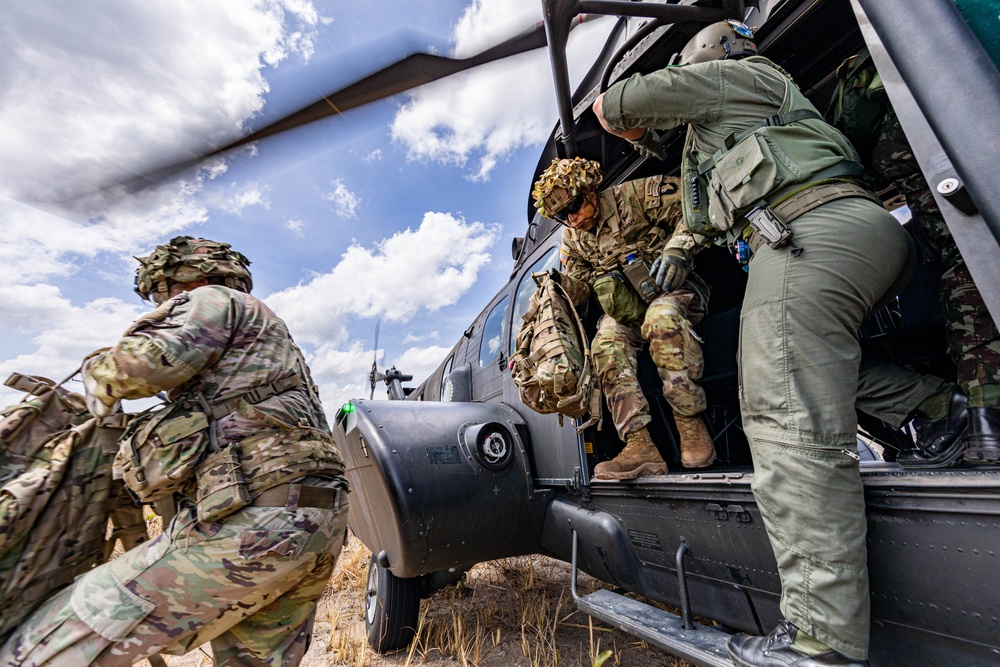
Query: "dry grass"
319 533 691 667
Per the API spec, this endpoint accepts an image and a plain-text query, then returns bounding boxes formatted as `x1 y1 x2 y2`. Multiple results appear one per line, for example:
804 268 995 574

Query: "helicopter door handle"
497 351 507 371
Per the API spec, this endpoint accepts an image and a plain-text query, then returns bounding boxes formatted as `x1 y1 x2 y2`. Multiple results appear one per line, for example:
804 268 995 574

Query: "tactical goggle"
553 194 586 222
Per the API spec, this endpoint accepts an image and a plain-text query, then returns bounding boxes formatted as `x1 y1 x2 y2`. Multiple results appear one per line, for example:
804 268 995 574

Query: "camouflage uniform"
0 285 348 667
558 175 708 438
872 108 1000 409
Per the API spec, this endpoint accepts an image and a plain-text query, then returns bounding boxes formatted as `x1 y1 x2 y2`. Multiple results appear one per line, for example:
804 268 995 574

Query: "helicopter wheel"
364 553 420 652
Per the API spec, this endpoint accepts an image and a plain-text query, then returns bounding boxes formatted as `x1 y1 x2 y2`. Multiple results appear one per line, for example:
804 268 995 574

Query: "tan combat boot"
674 413 716 468
593 428 667 480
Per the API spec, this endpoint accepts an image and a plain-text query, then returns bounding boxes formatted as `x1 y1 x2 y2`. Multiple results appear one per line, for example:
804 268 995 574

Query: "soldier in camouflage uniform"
828 48 1000 467
533 157 716 480
0 237 349 667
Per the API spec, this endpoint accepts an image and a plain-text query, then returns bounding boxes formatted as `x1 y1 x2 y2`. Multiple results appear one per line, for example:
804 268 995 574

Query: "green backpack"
826 47 889 168
511 272 602 431
0 372 146 641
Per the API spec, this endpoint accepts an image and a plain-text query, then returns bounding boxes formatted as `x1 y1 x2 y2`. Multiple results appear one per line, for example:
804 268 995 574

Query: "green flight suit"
601 57 942 659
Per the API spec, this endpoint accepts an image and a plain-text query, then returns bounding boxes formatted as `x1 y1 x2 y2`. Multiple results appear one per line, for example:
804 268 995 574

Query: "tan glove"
81 353 120 418
650 242 693 292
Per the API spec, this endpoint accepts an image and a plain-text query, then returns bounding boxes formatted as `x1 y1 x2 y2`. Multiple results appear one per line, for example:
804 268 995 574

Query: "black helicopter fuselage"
334 1 1000 665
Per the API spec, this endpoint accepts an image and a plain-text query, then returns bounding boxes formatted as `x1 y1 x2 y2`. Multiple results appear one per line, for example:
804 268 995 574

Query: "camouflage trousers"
591 286 706 439
873 108 1000 407
0 496 349 667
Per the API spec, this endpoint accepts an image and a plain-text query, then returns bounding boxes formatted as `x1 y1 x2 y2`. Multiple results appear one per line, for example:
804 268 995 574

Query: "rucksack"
511 272 602 431
826 47 889 172
0 372 146 641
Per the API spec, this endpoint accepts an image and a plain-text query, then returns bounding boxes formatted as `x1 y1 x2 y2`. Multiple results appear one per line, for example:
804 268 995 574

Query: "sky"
0 0 616 412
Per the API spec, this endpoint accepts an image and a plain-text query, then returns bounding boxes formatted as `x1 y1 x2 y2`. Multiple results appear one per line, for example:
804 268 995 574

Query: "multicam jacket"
559 175 702 305
85 285 343 491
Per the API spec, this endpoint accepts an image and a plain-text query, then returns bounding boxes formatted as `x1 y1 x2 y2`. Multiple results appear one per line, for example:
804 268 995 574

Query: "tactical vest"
511 272 602 431
119 367 344 524
593 193 669 271
682 56 864 234
0 373 146 642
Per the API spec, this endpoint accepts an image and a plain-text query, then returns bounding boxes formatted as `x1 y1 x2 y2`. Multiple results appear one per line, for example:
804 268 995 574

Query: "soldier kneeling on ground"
0 236 349 667
532 157 716 480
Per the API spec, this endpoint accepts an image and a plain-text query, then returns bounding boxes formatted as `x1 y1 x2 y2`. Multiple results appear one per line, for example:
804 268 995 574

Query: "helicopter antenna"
368 319 384 399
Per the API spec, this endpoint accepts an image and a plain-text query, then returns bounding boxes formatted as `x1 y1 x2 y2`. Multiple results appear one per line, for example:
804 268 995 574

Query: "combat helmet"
675 20 756 66
532 157 602 219
134 235 253 303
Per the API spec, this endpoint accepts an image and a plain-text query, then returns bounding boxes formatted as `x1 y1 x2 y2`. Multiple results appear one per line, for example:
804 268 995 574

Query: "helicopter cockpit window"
509 248 560 355
479 296 510 369
439 355 454 397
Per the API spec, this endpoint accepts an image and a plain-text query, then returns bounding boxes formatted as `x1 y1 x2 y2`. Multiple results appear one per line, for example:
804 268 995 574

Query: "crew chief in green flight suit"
593 21 954 667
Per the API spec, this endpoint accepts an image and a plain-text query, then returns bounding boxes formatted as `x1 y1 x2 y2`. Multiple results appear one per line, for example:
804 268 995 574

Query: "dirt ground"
142 533 693 667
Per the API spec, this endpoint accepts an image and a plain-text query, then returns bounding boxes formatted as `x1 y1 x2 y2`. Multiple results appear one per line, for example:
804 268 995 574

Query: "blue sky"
0 0 614 410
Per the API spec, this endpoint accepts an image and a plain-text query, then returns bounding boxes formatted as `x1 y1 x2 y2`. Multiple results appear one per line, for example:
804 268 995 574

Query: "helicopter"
100 0 1000 665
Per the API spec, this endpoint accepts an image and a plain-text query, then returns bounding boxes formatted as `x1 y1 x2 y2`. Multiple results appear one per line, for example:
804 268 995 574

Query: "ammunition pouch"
622 260 662 303
593 272 647 324
118 399 210 503
194 445 250 523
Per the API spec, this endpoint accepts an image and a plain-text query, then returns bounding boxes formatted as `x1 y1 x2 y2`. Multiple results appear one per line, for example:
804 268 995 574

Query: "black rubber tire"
364 554 420 652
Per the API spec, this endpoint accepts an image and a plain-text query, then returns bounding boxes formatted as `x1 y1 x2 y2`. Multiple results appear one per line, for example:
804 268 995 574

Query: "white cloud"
0 293 145 407
266 212 500 346
287 217 305 236
325 179 361 218
0 0 320 280
217 183 272 214
363 149 383 164
403 330 439 344
390 0 614 181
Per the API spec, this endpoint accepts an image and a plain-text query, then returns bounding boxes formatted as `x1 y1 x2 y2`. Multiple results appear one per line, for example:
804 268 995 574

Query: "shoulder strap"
697 109 824 176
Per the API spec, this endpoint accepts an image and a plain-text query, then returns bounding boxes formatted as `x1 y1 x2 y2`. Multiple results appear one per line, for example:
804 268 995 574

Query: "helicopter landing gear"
364 553 420 652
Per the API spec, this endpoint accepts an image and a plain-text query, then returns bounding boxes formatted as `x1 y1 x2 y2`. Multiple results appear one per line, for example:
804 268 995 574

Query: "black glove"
650 245 692 292
548 268 562 284
628 128 667 161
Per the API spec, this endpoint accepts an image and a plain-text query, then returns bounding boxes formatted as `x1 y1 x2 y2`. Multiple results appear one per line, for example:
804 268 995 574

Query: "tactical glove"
548 268 562 284
650 244 692 292
629 128 667 161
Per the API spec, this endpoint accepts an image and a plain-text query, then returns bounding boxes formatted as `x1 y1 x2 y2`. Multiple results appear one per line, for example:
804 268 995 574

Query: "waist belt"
208 375 305 421
739 179 880 255
249 482 344 509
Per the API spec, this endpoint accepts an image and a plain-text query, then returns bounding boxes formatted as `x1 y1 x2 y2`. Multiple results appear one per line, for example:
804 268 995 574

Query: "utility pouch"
746 206 794 249
194 445 251 523
118 401 210 503
593 272 647 324
622 260 661 303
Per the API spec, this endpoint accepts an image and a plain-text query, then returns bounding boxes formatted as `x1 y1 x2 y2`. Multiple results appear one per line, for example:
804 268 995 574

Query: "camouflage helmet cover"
134 236 253 301
532 157 603 218
676 20 757 66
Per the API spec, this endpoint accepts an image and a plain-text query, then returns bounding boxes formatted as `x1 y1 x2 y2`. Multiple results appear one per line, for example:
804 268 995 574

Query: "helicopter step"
570 530 734 667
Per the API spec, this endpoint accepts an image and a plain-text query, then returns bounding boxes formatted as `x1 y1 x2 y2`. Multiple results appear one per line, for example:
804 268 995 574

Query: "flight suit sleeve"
83 288 235 406
600 62 724 132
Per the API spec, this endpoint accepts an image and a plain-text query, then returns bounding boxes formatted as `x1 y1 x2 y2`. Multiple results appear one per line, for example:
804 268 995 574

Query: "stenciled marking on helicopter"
426 446 462 464
627 529 663 551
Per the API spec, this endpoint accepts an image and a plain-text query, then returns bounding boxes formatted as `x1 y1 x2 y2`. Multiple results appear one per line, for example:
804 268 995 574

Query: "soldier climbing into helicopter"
532 156 717 480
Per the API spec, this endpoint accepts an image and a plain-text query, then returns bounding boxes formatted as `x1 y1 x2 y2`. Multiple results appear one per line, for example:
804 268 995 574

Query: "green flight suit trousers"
739 196 940 660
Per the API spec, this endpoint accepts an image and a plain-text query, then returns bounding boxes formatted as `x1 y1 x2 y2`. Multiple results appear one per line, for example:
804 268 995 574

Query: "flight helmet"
675 20 757 66
134 235 253 303
532 157 603 220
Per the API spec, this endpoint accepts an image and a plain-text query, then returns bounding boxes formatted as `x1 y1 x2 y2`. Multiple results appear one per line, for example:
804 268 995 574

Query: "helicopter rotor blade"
125 19 568 191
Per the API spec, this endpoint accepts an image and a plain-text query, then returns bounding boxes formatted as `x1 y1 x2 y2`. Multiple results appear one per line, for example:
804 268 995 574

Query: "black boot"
964 407 1000 464
897 389 967 469
728 620 869 667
